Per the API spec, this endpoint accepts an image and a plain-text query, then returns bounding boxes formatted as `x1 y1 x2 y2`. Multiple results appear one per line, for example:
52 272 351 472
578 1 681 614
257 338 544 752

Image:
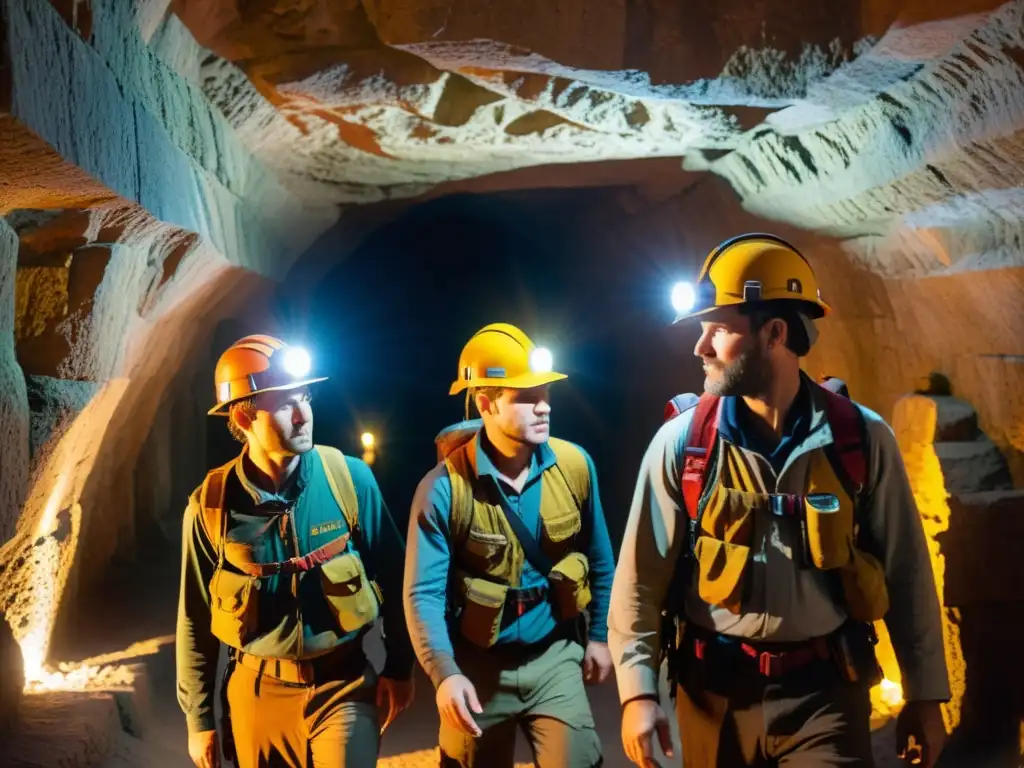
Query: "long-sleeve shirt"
176 446 414 735
608 374 951 705
404 432 616 689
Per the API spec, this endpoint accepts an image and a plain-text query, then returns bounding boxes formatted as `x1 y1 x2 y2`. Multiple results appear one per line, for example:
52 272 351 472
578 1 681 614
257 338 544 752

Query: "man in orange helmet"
610 235 950 767
403 323 616 767
176 335 414 768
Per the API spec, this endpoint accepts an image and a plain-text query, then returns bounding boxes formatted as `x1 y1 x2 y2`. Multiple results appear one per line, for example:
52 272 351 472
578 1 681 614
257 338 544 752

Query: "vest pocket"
543 511 581 543
804 493 853 570
693 537 750 613
838 547 890 622
464 530 509 569
549 552 592 620
321 553 381 634
458 576 508 648
209 568 258 648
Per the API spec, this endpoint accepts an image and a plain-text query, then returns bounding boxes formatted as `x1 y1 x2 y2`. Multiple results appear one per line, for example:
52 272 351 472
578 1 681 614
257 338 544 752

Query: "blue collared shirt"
404 431 615 688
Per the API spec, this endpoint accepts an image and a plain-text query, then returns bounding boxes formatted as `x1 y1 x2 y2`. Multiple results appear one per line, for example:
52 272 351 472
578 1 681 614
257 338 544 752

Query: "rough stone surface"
0 690 123 767
0 612 23 732
0 218 30 544
934 439 1015 494
26 376 101 462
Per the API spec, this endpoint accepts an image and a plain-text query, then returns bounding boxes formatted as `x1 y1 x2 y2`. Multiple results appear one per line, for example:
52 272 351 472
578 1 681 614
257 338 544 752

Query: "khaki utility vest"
197 446 381 655
437 427 593 647
677 387 889 623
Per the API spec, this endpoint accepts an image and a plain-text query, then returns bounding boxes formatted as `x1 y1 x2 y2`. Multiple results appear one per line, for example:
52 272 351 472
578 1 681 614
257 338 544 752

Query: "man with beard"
177 334 414 768
609 235 950 768
404 322 615 768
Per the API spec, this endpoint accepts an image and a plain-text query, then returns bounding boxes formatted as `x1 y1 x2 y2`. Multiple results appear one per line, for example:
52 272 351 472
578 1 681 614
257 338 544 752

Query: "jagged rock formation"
893 392 1024 757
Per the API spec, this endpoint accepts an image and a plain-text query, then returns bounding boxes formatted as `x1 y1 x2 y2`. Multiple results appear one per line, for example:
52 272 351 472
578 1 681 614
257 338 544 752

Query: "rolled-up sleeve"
608 412 692 704
862 411 951 702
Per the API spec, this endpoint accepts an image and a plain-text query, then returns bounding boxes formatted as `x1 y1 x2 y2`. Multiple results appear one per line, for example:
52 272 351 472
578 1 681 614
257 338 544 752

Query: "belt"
686 626 832 678
231 645 359 687
505 585 547 618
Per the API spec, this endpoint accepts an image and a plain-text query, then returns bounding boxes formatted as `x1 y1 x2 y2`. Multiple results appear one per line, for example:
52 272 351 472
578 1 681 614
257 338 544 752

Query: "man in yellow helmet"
403 322 616 767
176 335 414 768
609 235 951 767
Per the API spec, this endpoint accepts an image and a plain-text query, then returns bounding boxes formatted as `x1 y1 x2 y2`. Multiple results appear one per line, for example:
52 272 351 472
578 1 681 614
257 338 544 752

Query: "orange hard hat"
208 334 326 416
449 323 566 395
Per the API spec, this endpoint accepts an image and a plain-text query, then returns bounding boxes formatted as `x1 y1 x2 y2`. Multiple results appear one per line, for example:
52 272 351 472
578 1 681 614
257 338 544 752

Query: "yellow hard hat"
674 233 830 322
208 334 326 416
449 323 566 395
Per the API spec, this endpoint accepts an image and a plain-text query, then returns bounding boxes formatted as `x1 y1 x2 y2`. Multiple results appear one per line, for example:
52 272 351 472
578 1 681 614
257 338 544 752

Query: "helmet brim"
449 370 567 396
207 377 328 416
672 297 831 324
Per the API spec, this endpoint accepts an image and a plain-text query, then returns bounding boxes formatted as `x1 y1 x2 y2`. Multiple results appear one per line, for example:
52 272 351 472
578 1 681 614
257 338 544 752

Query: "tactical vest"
197 445 381 656
435 422 593 648
671 383 889 624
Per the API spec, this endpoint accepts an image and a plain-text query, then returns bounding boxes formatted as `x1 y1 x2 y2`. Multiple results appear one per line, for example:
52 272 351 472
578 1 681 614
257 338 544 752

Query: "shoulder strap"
817 385 868 500
198 462 232 556
664 392 700 422
315 446 360 534
681 394 721 521
546 438 590 510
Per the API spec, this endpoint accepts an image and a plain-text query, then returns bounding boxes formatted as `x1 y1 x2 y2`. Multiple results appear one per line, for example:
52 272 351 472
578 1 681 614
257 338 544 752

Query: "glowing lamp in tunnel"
671 281 696 315
530 347 553 373
361 432 376 450
879 677 904 708
282 347 312 378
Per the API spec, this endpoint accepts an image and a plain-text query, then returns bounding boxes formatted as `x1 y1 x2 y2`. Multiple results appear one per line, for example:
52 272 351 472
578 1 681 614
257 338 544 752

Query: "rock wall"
0 0 337 674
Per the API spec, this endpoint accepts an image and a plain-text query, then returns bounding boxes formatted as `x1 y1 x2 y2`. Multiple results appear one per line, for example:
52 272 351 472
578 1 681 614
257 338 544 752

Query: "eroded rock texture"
0 0 1021 732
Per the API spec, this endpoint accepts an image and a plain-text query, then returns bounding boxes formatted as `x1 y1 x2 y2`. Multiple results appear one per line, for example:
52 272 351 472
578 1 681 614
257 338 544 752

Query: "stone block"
940 490 1024 607
0 690 121 766
934 439 1014 495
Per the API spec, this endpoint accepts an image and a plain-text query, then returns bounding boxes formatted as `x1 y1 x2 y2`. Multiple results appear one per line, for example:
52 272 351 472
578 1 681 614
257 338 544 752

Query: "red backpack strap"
681 394 721 521
817 384 868 497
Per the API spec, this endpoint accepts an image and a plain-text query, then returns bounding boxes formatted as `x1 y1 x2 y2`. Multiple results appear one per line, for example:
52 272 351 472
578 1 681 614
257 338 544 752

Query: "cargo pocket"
321 553 380 634
209 568 258 648
464 529 508 564
804 493 854 570
549 552 591 621
693 537 750 613
458 576 508 648
839 547 889 622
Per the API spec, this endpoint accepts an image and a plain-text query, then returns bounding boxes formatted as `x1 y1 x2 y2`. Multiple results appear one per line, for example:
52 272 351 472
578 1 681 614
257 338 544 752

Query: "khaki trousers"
676 651 874 767
226 658 379 768
439 638 602 768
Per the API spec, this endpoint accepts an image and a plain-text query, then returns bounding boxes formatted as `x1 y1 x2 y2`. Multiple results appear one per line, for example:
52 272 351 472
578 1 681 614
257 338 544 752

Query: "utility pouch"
320 553 381 634
693 537 750 613
549 551 592 621
804 493 853 570
838 547 890 622
829 622 883 685
209 568 259 648
459 576 509 648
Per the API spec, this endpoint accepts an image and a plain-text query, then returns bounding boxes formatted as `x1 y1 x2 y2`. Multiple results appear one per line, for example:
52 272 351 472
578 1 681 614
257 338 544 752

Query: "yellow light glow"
879 677 904 707
361 432 375 449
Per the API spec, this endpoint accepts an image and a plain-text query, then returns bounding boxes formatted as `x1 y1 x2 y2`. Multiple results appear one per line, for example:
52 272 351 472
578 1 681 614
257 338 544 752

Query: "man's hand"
622 697 673 768
896 700 947 767
188 729 220 768
436 674 483 737
377 676 415 733
583 641 613 685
